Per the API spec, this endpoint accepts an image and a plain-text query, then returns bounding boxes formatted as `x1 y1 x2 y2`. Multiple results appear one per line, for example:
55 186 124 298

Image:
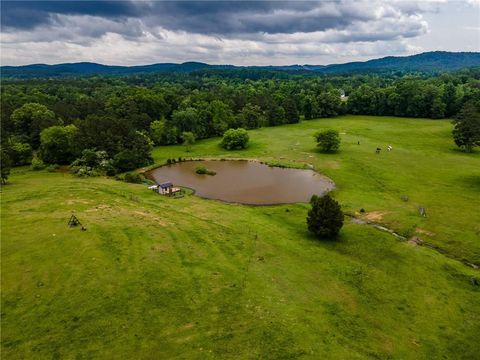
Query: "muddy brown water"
148 160 334 205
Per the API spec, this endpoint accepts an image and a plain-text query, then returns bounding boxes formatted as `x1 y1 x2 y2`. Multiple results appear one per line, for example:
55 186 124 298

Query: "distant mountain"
0 61 211 78
1 51 479 78
318 51 480 74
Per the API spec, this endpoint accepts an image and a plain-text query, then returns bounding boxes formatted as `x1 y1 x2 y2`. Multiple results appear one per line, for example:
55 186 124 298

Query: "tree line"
1 69 479 183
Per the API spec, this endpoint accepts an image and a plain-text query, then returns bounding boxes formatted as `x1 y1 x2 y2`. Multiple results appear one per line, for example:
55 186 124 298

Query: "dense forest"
1 68 480 181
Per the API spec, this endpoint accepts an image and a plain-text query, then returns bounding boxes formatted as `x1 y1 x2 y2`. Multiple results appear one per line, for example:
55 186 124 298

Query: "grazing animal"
387 145 393 151
376 147 381 154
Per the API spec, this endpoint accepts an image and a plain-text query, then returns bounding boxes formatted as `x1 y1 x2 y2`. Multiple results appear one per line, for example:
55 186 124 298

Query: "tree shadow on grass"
302 227 349 251
449 147 480 155
309 146 341 155
458 175 480 192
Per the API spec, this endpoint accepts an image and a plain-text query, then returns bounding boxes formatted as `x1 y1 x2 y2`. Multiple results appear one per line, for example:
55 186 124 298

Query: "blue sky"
1 0 479 66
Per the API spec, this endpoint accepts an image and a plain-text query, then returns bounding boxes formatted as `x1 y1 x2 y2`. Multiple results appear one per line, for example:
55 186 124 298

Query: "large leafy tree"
39 125 79 164
11 103 60 148
237 103 265 129
303 96 314 120
106 88 170 131
171 107 202 135
150 119 178 145
443 82 459 118
452 102 480 153
113 131 153 172
348 85 378 115
266 104 286 126
209 100 235 136
182 131 196 152
316 91 342 118
76 115 132 156
7 137 33 166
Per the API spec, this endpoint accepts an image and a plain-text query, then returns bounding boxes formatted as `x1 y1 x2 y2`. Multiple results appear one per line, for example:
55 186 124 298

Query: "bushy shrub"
221 128 249 150
74 167 101 177
70 149 115 177
124 172 144 184
31 157 46 171
195 165 216 175
314 129 340 153
307 194 344 239
39 124 79 164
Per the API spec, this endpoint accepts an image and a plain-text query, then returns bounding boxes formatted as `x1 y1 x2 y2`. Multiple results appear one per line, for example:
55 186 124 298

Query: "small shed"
149 181 182 196
159 182 173 194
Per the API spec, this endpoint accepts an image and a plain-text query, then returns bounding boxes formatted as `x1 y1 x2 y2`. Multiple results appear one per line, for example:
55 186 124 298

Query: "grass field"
2 115 479 359
151 115 480 265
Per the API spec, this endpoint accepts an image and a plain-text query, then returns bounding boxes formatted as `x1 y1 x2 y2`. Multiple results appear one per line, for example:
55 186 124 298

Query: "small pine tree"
307 194 344 239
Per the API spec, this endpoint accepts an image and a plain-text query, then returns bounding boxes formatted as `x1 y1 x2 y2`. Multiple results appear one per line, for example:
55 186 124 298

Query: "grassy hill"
2 116 479 359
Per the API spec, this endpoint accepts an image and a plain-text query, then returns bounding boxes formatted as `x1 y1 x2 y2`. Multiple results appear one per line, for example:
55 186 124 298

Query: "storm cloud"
1 1 141 30
1 0 478 66
0 1 424 36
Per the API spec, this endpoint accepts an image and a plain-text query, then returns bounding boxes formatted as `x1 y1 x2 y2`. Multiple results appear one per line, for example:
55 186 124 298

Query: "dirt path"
348 214 479 270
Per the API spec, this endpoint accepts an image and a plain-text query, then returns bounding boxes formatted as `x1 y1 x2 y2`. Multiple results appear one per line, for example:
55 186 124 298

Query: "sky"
1 0 479 66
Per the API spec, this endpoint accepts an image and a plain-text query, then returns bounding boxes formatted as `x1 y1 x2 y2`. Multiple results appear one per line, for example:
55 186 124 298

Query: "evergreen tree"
307 194 344 239
1 144 12 184
303 97 313 120
283 98 300 124
453 102 480 153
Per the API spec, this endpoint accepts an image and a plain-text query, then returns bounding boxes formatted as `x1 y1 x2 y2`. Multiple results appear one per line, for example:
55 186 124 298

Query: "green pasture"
2 115 479 359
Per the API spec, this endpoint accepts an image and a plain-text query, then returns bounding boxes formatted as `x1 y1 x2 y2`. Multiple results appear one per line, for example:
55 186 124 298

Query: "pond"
148 160 334 205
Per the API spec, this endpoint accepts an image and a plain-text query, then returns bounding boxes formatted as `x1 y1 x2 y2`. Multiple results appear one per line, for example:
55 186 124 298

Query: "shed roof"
159 182 173 189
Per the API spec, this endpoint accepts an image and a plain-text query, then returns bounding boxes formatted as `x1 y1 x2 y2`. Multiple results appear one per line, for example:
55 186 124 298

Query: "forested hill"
318 51 480 73
2 51 479 78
